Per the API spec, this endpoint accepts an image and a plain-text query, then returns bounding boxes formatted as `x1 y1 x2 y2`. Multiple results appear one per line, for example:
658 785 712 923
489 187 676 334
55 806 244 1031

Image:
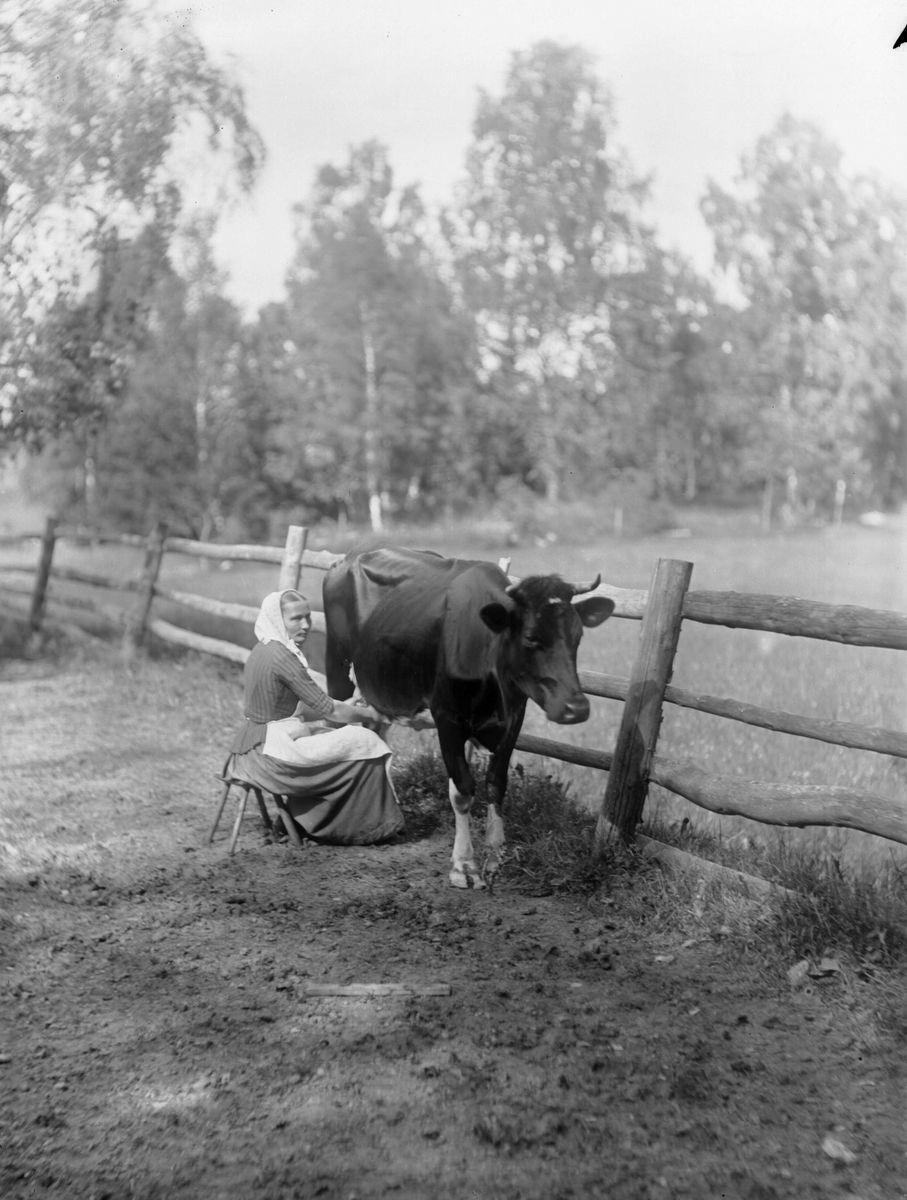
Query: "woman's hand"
331 700 383 730
352 702 383 730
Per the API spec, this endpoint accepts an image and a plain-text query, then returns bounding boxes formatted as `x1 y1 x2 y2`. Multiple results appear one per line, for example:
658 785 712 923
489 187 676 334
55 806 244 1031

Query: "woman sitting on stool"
227 589 404 844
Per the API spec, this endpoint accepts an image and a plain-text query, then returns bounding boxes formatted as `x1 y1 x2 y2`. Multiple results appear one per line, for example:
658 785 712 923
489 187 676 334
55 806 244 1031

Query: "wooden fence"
3 519 907 859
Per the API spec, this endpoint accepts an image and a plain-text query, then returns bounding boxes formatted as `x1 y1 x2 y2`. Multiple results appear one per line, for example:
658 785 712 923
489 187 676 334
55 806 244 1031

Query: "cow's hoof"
449 864 486 889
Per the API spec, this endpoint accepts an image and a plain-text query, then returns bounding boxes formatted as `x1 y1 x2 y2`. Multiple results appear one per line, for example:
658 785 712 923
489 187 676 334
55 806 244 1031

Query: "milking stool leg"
208 776 233 845
228 785 250 855
252 787 273 832
274 794 303 848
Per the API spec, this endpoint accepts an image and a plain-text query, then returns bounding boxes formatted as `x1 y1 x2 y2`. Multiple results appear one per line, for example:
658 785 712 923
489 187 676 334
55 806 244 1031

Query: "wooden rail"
649 754 907 847
4 523 906 859
516 733 907 848
51 564 140 591
579 670 907 760
152 585 259 624
146 617 250 664
586 580 907 651
163 536 287 564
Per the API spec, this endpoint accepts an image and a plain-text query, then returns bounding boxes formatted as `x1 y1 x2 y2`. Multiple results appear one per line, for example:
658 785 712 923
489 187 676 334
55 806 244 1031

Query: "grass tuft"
643 810 907 976
392 751 628 895
391 753 451 840
494 762 614 895
761 857 907 973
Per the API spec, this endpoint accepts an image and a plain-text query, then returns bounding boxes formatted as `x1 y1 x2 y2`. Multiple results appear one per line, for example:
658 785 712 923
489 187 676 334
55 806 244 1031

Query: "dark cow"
323 546 614 888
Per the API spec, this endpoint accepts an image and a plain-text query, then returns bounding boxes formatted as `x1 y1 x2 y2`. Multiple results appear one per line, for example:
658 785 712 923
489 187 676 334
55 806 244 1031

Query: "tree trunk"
761 476 774 533
683 439 697 501
536 380 559 503
83 433 98 523
360 302 383 532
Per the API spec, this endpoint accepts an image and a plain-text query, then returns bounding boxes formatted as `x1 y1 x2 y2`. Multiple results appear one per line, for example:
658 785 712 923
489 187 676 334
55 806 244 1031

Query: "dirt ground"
2 637 906 1200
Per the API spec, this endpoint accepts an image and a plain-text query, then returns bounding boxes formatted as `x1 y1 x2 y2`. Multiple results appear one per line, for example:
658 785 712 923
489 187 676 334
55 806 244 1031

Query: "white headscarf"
254 590 310 667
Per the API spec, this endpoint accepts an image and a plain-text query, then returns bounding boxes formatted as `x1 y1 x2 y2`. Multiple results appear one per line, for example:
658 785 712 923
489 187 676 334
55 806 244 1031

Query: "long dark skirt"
229 747 404 845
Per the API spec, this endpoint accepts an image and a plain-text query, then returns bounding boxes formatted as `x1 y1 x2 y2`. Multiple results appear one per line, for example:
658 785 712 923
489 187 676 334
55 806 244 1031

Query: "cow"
322 546 614 889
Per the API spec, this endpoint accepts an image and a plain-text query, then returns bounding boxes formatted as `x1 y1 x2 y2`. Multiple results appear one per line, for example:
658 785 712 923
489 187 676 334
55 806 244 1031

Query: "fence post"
278 525 308 591
596 557 693 847
123 522 167 658
28 515 59 637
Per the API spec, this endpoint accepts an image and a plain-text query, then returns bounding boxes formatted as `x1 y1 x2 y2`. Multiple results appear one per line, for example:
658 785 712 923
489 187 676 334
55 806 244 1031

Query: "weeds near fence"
393 749 907 956
392 751 631 896
763 856 907 970
643 808 907 982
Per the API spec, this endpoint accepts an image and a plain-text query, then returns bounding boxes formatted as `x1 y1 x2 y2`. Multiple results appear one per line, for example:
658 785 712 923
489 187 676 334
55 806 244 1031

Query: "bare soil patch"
1 636 905 1199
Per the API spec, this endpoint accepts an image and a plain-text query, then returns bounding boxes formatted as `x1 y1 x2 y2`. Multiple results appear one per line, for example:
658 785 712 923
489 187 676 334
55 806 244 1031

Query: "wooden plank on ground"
303 983 452 997
635 835 804 900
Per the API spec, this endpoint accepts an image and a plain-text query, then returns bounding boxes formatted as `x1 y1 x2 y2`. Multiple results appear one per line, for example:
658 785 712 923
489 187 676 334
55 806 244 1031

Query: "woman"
227 589 404 844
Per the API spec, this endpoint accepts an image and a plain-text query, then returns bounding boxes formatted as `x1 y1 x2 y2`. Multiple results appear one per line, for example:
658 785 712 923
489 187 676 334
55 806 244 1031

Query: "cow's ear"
573 596 614 628
479 601 512 633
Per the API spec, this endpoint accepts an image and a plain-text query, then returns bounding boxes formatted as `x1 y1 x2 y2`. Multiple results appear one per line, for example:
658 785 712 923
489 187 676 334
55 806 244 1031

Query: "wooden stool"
208 774 303 854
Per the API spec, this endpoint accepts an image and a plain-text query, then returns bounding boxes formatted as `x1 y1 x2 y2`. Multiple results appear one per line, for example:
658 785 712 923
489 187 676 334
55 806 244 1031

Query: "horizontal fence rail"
152 585 259 625
578 669 907 760
649 755 907 848
146 617 250 664
682 589 907 652
4 522 906 859
163 537 287 564
586 579 907 650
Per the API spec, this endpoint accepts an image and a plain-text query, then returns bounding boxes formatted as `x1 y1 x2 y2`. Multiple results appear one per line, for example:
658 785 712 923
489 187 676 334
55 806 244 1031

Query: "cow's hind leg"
449 779 484 889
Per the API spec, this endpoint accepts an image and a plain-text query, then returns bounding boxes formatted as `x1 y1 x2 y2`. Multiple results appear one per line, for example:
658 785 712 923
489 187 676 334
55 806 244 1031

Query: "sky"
160 0 907 316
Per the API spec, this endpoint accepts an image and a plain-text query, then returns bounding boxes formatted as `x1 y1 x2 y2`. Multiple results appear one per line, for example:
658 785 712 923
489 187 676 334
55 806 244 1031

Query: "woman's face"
282 598 312 647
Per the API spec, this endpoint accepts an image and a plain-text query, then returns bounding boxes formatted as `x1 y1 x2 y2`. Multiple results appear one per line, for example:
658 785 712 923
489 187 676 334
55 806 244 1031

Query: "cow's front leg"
483 797 505 889
482 720 522 888
449 779 483 889
482 771 508 890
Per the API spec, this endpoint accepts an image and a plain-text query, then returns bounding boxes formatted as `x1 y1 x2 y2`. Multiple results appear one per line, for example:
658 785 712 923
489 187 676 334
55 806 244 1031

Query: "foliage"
270 141 480 527
0 0 264 452
701 114 907 511
447 41 659 502
10 34 907 532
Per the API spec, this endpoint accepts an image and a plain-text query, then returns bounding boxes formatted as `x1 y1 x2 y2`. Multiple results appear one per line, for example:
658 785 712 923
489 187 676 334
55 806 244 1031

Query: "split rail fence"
3 518 906 865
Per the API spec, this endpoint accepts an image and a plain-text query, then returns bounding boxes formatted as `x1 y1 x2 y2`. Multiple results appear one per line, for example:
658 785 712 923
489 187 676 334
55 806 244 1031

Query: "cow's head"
479 574 614 723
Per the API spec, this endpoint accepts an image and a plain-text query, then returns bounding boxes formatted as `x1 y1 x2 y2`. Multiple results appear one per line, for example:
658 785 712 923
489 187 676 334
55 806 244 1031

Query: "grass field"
4 507 906 872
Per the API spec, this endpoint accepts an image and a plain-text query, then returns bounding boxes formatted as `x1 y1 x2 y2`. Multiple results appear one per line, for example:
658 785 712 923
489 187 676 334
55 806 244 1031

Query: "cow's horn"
504 582 521 598
569 574 601 597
